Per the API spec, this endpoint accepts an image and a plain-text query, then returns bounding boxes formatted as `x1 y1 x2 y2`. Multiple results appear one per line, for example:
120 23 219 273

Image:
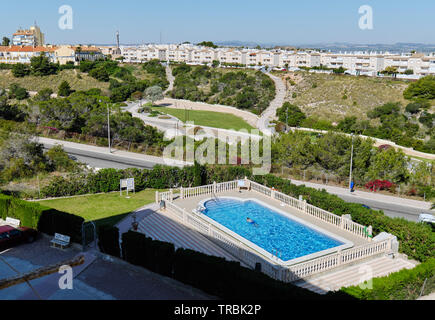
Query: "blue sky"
1 0 434 45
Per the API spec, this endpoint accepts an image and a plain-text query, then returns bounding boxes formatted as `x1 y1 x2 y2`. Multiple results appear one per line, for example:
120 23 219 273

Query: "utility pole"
101 99 112 154
286 106 289 132
107 102 111 153
349 133 354 193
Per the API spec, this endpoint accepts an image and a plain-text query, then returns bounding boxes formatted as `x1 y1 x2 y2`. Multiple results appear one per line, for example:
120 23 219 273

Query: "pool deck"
172 189 370 247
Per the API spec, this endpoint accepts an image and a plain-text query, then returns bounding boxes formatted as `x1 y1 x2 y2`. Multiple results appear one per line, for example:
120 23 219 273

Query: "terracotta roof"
72 46 102 53
13 30 34 36
0 45 57 53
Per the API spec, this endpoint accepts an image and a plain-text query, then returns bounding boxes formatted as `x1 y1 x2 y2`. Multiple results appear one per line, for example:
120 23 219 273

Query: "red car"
0 225 38 251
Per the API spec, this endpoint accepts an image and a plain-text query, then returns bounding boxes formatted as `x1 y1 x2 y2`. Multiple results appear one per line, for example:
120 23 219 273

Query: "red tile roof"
0 46 57 53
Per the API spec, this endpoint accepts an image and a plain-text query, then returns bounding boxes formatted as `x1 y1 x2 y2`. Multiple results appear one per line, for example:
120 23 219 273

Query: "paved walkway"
257 73 286 135
290 179 433 211
418 291 435 300
164 65 175 94
0 233 213 300
294 255 416 295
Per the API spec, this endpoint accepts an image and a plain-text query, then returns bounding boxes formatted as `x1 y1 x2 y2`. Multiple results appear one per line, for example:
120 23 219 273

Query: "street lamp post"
107 102 111 154
349 133 354 193
100 99 112 154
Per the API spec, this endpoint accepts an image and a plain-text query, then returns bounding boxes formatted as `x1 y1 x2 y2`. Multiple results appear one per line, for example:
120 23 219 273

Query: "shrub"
40 166 435 262
11 63 31 78
121 231 326 300
0 194 84 243
251 174 435 262
342 258 435 300
121 231 175 277
58 81 73 97
98 225 121 257
365 180 394 192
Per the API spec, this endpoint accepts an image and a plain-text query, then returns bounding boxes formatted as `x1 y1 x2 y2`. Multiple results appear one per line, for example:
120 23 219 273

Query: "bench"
5 217 21 227
50 233 71 249
237 180 250 192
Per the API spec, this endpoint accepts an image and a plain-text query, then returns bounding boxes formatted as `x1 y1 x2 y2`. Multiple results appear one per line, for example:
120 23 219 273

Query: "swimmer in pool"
246 218 258 227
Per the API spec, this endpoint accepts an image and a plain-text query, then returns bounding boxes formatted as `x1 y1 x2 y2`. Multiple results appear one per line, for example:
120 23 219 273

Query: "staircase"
137 211 240 263
294 255 416 295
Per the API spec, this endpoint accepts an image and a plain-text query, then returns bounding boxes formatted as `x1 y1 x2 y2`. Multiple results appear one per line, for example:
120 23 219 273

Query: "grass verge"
36 189 159 227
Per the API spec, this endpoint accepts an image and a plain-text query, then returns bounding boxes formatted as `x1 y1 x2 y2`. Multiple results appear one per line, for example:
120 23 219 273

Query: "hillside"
0 69 110 94
170 64 276 115
283 71 412 121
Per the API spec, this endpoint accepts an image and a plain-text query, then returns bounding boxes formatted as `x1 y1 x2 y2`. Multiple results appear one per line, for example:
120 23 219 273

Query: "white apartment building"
114 43 435 77
0 45 104 65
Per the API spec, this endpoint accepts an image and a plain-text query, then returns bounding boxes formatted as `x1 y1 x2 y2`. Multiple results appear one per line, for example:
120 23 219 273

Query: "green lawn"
152 107 255 131
36 189 159 227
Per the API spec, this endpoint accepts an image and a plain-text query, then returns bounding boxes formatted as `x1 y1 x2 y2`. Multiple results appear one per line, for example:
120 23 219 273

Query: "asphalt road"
335 194 431 222
69 154 154 170
42 146 156 170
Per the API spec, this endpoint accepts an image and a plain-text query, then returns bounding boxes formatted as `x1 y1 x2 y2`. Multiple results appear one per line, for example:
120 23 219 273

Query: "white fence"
249 180 372 241
155 179 396 281
156 179 373 241
165 201 281 279
163 199 392 282
283 238 392 282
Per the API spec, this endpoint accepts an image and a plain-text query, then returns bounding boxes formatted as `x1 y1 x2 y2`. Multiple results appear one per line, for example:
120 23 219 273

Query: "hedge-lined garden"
118 230 351 300
31 164 435 299
40 165 434 262
0 194 84 243
251 174 435 263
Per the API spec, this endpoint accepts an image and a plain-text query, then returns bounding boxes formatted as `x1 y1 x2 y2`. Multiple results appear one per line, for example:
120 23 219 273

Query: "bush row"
341 258 435 300
119 231 349 300
251 174 435 262
41 165 251 198
40 165 434 262
98 225 121 257
0 194 84 243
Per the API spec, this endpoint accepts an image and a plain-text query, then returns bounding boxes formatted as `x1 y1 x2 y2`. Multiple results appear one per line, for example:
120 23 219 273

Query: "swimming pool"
198 197 353 264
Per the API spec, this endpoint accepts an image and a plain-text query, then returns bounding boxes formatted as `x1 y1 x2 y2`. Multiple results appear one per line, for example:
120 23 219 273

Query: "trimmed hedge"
98 225 121 258
41 165 251 198
0 194 84 243
251 174 435 262
120 231 349 300
341 258 435 300
40 166 434 262
122 230 175 277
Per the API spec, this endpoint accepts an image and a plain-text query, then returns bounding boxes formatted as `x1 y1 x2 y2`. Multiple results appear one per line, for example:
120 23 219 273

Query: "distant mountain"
93 40 435 53
214 41 435 53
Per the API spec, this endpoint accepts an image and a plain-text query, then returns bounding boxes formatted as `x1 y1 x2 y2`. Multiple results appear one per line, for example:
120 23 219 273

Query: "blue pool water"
202 198 343 261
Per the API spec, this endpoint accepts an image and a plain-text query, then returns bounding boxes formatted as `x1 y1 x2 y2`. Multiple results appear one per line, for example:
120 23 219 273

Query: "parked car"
0 225 38 251
418 214 435 229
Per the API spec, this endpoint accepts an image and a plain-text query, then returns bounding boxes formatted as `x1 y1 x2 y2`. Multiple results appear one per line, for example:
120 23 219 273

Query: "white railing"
156 190 173 203
250 181 272 197
160 179 373 240
248 179 372 241
164 200 393 283
283 238 392 282
183 183 214 199
305 203 342 228
165 201 281 279
177 180 239 200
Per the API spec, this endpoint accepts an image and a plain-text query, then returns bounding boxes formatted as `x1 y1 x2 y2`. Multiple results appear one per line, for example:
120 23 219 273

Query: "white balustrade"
164 198 392 283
